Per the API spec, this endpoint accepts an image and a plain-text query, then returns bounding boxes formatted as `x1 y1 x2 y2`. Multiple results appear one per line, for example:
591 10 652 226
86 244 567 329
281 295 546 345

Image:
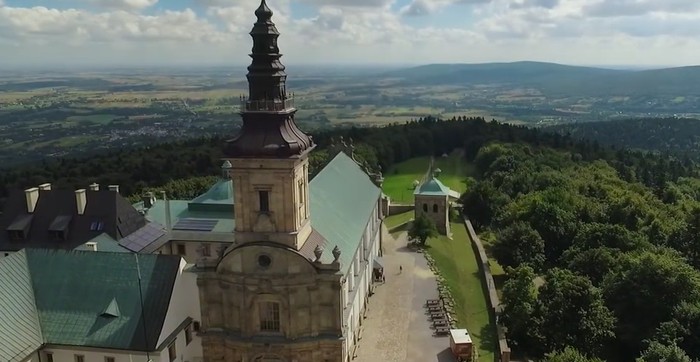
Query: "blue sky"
0 0 699 67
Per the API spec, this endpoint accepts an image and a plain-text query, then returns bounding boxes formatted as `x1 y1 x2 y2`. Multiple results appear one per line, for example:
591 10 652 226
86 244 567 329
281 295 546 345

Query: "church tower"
224 0 315 250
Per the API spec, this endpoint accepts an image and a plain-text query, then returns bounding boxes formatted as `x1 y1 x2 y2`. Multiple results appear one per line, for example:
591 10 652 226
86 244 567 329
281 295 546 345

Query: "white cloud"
400 0 490 16
88 0 158 11
298 0 393 8
0 6 226 43
583 0 700 17
0 0 700 67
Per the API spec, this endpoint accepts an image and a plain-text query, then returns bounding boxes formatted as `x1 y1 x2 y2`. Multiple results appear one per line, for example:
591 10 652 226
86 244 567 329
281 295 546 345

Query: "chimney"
141 191 156 209
89 183 99 191
108 185 119 193
38 183 51 191
75 189 87 215
161 191 172 231
24 187 39 213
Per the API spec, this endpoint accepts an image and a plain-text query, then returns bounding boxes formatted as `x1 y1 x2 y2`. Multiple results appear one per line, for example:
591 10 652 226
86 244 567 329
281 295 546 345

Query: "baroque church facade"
195 1 385 361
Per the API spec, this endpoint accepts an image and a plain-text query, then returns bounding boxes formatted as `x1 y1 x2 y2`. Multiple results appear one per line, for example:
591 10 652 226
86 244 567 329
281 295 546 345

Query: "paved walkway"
354 226 457 362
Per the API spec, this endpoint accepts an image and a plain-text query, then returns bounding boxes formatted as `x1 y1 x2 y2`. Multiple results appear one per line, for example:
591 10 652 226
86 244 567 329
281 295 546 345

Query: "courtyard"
354 226 458 362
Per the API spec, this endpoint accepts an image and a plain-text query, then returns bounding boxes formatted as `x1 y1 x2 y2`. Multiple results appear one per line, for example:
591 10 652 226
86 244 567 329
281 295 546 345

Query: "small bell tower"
224 0 315 250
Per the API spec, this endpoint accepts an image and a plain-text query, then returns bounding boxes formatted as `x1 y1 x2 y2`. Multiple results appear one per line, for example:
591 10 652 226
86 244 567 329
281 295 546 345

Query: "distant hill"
546 117 700 157
384 61 700 96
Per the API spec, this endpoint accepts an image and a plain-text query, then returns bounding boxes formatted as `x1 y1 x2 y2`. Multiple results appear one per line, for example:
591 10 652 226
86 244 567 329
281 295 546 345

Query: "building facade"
195 1 383 361
0 250 204 362
414 176 452 235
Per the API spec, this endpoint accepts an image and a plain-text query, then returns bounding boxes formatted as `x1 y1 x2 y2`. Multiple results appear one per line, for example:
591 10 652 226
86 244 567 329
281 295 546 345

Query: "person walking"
399 265 402 274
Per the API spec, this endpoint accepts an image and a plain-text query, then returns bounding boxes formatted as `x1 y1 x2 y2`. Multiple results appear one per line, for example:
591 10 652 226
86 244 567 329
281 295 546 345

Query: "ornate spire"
247 0 285 103
224 0 315 159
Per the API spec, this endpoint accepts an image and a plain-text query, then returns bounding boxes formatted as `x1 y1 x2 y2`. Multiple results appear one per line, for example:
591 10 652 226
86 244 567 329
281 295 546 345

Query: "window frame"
201 243 211 257
45 352 54 362
259 301 281 332
185 323 193 345
259 190 270 213
105 357 116 362
433 203 438 213
75 355 85 362
176 243 186 256
168 341 177 362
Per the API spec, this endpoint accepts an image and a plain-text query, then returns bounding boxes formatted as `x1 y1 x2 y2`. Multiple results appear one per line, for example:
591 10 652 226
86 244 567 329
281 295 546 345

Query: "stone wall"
463 216 511 362
387 203 414 216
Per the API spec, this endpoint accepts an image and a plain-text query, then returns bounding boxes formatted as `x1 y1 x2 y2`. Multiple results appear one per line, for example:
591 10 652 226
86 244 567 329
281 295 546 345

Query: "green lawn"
385 211 413 230
382 150 473 203
432 152 475 194
426 222 497 362
383 157 431 203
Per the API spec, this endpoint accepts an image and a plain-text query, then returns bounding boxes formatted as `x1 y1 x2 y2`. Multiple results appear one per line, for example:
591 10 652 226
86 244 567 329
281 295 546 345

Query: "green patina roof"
74 233 131 253
310 152 381 271
145 200 235 233
0 251 43 362
0 249 182 352
188 179 234 213
414 177 451 196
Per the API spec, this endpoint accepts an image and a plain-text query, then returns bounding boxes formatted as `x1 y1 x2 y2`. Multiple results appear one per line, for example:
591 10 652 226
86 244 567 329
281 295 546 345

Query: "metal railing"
240 95 295 112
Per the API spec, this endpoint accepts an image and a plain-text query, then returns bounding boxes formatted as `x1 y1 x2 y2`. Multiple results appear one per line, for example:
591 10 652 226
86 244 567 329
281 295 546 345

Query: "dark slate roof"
0 249 181 352
0 251 43 362
0 189 147 252
308 152 381 272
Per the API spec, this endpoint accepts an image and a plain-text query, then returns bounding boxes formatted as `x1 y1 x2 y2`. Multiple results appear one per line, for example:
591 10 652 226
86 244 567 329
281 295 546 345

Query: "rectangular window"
201 243 211 257
168 341 177 362
185 323 193 345
46 353 54 362
75 355 85 362
259 190 270 213
105 357 116 362
259 301 281 332
177 244 186 255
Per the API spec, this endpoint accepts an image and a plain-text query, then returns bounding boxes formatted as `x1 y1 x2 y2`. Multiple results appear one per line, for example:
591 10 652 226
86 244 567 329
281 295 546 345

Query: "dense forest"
547 117 700 159
1 115 696 205
463 142 700 361
2 115 700 360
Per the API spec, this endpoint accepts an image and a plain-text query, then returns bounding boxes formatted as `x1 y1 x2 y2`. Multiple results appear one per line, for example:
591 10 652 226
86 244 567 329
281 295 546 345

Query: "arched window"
433 204 438 213
422 203 428 212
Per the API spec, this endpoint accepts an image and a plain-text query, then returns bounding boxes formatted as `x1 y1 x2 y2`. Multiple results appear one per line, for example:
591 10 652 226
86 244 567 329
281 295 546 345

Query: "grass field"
67 114 120 124
383 157 431 203
384 211 413 236
382 151 472 203
426 222 497 362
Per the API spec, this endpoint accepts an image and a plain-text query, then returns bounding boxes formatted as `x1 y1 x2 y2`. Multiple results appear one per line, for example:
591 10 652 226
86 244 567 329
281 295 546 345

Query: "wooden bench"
435 327 450 336
430 312 446 319
433 319 449 327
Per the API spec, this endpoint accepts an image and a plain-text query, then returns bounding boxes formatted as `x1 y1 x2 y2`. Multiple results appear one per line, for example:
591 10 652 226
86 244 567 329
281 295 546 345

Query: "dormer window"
49 215 72 241
6 214 33 242
50 230 67 241
8 230 25 241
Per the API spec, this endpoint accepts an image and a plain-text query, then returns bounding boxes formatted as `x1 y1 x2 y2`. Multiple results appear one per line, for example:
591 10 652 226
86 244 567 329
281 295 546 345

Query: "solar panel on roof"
173 218 218 232
118 222 167 251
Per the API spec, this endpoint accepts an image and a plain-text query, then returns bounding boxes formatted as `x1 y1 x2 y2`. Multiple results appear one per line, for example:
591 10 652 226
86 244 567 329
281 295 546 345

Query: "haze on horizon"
0 0 698 69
